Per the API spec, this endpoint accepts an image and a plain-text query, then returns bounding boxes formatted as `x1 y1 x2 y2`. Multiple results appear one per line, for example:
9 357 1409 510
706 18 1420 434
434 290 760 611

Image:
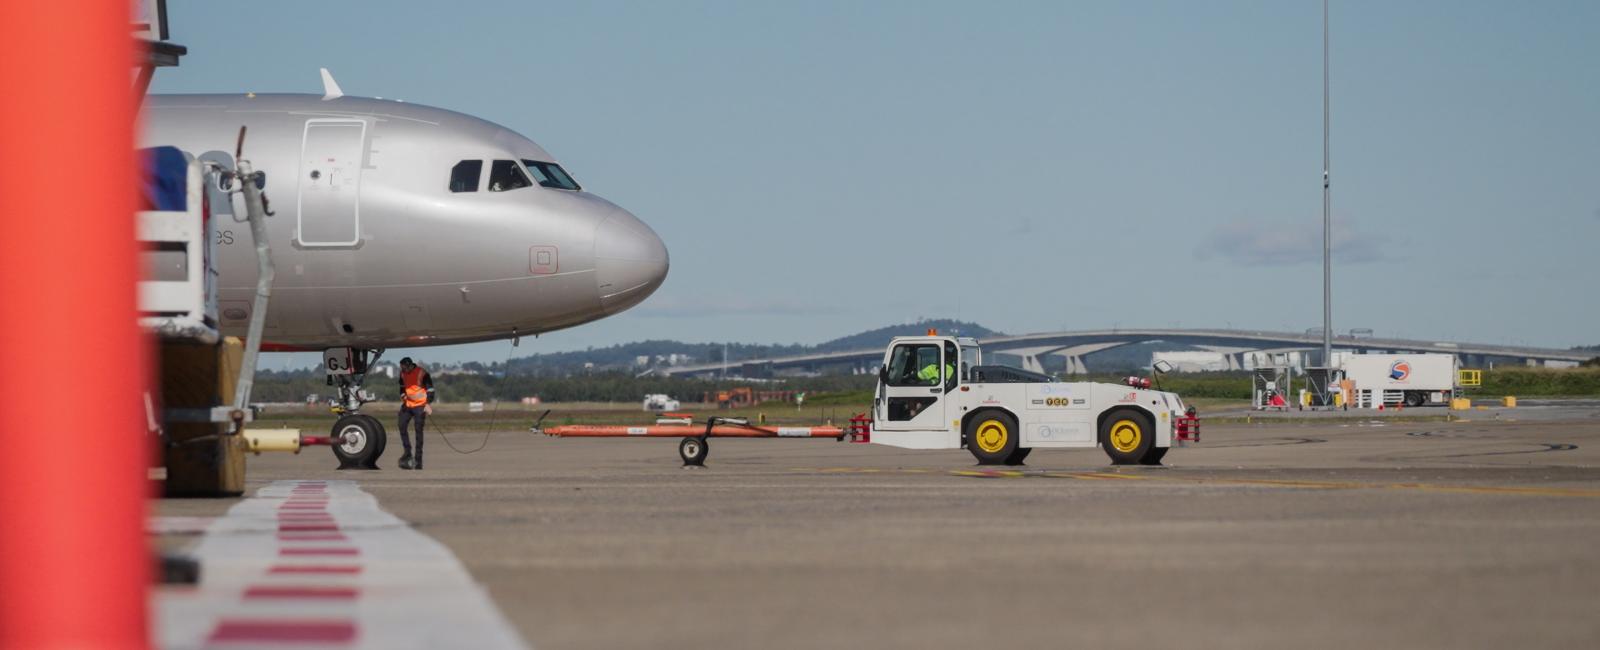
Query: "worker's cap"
400 357 415 366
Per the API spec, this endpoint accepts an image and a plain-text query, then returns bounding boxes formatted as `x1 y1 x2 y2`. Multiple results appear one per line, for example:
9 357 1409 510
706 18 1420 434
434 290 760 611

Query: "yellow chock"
1450 398 1472 410
1502 396 1517 408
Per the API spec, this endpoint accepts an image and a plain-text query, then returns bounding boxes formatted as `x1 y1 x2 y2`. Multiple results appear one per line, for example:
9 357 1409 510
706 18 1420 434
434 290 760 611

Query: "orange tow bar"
541 416 869 467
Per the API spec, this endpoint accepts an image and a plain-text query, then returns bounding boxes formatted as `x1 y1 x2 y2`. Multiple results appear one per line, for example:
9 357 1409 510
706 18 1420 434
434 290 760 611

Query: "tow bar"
539 415 872 467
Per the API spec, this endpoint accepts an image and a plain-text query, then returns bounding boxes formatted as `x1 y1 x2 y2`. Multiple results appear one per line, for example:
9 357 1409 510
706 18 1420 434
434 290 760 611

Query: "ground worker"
397 357 435 470
916 359 955 385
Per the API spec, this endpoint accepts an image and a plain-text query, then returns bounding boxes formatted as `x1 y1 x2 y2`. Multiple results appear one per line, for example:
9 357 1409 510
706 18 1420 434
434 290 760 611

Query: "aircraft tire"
331 414 383 469
1101 410 1154 465
355 414 387 468
966 412 1018 465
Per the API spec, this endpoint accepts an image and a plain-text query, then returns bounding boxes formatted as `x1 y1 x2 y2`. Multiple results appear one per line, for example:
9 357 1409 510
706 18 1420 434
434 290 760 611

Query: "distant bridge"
657 328 1592 377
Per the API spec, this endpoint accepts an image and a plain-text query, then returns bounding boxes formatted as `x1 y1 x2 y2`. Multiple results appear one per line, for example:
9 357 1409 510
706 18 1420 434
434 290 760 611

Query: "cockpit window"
521 160 582 191
488 159 532 192
449 160 482 192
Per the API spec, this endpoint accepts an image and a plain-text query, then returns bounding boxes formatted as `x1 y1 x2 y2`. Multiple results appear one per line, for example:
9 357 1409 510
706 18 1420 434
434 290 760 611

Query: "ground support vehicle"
868 335 1197 465
1335 353 1458 408
540 334 1200 466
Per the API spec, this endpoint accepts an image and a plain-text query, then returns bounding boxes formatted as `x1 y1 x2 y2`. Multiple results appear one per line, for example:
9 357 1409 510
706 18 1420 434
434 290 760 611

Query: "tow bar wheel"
966 412 1019 465
331 414 384 469
679 436 709 466
1101 411 1153 465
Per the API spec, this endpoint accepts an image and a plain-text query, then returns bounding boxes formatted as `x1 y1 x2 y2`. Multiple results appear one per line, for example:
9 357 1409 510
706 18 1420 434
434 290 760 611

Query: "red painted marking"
277 513 336 520
277 533 348 542
207 619 357 643
280 547 359 557
279 503 328 509
243 586 359 600
269 565 362 575
279 524 340 532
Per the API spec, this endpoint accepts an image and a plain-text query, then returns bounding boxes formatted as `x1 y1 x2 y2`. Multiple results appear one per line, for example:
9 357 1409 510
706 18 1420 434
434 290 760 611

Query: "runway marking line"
278 532 349 542
244 585 361 600
791 467 1600 497
158 480 528 649
269 564 363 575
208 619 357 644
280 546 360 556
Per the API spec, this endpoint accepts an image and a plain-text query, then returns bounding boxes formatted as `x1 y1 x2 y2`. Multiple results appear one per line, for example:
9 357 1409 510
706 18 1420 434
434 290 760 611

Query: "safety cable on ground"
425 337 529 455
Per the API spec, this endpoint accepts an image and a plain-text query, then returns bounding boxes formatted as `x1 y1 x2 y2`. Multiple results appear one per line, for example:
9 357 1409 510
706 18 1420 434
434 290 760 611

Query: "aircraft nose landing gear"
324 347 388 469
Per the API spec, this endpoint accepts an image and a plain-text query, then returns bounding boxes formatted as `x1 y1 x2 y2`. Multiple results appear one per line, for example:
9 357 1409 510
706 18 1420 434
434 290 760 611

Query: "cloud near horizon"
1195 216 1389 267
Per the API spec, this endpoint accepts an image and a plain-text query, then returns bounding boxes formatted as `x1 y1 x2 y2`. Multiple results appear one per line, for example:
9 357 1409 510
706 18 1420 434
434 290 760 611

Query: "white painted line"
155 480 528 649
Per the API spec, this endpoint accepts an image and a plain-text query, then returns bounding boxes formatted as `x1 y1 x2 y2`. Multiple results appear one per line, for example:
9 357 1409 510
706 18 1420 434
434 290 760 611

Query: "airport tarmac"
154 404 1600 649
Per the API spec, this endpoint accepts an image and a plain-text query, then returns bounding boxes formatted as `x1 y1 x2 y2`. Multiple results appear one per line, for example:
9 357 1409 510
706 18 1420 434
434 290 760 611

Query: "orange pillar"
0 2 148 649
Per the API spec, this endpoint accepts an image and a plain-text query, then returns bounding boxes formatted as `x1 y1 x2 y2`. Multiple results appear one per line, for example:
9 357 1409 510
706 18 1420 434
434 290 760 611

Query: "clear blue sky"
150 1 1599 366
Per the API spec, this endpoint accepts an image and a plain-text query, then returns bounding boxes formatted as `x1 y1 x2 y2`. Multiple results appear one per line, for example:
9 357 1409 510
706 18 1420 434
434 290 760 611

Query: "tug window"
886 343 942 387
488 159 532 192
521 159 582 191
449 160 482 192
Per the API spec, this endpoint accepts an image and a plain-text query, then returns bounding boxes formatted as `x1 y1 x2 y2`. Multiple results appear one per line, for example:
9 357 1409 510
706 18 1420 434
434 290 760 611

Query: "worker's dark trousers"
398 405 427 456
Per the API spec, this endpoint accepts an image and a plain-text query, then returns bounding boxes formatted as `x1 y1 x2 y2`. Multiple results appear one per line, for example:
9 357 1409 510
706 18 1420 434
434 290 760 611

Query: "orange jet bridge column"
0 3 148 648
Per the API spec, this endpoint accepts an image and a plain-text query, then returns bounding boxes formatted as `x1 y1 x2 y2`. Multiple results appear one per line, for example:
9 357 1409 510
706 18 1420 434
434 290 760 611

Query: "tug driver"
917 358 954 385
397 357 435 470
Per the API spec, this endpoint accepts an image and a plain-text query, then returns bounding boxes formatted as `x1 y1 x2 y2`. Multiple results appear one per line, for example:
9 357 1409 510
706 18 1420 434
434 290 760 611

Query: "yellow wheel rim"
974 419 1009 454
1109 419 1142 453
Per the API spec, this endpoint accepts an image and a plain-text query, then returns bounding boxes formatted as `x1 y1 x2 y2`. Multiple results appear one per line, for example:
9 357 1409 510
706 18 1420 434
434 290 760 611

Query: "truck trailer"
1336 353 1458 408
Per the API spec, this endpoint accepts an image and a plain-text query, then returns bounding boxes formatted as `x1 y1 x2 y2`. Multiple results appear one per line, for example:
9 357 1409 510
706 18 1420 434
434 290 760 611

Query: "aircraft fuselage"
140 94 667 350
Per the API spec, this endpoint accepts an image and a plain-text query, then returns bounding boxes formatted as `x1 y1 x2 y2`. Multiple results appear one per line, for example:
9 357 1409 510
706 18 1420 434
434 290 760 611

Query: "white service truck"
869 335 1198 465
1337 353 1458 408
642 394 681 412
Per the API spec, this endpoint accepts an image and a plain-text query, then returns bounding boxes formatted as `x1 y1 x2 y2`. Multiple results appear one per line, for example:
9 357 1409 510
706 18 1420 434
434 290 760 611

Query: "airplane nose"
594 209 669 314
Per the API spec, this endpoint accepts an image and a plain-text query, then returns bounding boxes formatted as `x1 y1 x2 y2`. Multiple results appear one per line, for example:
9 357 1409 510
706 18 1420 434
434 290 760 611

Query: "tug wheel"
679 437 709 466
1005 446 1032 466
1101 410 1153 465
966 412 1018 466
1140 446 1168 466
331 414 383 469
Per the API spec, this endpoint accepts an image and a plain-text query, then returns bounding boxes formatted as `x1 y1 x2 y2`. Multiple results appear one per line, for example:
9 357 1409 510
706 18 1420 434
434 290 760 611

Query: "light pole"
1322 0 1333 369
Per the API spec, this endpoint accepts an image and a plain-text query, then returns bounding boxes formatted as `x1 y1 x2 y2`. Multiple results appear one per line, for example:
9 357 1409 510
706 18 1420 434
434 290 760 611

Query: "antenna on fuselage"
319 67 344 101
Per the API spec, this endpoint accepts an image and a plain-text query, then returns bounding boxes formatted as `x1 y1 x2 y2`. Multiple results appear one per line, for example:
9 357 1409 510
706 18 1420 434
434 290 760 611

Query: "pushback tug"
542 331 1201 466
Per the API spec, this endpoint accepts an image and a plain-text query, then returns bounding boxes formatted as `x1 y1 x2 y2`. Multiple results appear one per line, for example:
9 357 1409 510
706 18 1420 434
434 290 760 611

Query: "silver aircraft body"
140 92 668 351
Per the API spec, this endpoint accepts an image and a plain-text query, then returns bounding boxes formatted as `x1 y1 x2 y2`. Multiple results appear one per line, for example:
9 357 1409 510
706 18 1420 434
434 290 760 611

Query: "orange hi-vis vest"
401 367 429 408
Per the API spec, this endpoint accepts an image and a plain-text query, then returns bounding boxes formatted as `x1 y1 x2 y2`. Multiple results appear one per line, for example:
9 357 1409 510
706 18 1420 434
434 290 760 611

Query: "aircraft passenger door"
296 118 366 247
875 342 949 433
